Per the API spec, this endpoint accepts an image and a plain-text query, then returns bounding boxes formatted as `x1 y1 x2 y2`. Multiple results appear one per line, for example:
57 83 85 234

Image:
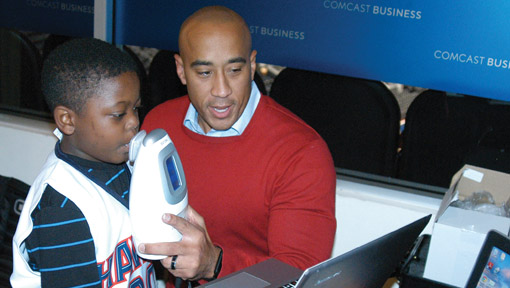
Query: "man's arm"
267 138 337 269
139 138 336 279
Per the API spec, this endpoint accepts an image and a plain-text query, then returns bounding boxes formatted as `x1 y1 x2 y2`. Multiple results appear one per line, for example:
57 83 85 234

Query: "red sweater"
141 95 336 278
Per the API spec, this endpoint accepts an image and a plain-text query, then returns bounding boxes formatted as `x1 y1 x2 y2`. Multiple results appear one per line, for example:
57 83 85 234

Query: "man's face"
176 22 257 133
64 71 141 164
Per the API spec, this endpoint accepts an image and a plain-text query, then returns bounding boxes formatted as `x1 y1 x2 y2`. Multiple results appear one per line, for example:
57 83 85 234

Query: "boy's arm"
25 185 101 287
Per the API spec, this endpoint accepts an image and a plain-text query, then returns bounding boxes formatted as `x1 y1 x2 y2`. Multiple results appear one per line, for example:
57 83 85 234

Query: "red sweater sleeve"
266 138 337 270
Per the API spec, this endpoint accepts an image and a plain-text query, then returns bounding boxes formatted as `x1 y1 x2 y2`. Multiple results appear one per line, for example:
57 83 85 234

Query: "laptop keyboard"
279 279 298 288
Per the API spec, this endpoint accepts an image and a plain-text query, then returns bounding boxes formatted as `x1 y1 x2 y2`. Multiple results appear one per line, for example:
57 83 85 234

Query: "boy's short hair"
41 38 138 114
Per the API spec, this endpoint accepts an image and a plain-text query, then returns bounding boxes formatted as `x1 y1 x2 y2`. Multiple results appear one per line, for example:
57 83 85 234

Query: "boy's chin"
103 155 129 165
116 156 130 164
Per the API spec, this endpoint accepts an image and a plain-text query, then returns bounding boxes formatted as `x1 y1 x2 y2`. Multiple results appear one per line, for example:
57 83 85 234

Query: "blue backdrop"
2 0 509 101
0 0 94 37
114 0 510 102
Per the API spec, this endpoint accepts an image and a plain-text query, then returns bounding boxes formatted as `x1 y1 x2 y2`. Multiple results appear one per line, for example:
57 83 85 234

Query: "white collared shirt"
183 81 261 137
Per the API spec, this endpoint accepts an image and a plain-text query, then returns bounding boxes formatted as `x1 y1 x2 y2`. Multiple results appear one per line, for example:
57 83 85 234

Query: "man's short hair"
41 38 138 113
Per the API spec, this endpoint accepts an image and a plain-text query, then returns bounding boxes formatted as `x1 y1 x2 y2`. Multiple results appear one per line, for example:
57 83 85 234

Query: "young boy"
10 38 156 287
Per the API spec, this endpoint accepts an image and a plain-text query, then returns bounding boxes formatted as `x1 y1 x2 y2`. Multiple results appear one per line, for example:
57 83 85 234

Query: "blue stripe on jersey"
87 168 93 173
61 197 69 208
70 280 102 288
38 259 97 272
30 262 38 271
27 238 94 253
105 168 125 186
33 217 87 229
122 190 128 198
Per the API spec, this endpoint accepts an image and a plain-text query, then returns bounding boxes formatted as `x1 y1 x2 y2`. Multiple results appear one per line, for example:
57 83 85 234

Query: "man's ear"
174 53 187 85
250 50 257 81
53 105 76 136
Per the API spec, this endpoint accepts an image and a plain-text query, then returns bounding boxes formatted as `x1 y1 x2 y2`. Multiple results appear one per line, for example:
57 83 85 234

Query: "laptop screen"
473 246 510 287
466 230 510 288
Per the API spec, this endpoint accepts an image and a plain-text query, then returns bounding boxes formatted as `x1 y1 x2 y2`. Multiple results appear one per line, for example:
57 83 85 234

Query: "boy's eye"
112 113 126 118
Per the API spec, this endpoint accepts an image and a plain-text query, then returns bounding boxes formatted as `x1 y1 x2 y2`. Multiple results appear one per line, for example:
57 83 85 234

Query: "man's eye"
112 113 126 118
228 67 243 75
198 71 211 77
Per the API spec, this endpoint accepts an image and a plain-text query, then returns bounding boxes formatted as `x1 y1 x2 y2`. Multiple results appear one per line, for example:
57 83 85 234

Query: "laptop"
465 229 510 288
199 214 431 288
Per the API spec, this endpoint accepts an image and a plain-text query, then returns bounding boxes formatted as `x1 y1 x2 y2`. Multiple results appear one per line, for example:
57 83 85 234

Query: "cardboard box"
423 165 510 287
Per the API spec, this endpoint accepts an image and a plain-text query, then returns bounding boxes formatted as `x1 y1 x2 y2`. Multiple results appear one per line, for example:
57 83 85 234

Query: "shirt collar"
184 81 261 137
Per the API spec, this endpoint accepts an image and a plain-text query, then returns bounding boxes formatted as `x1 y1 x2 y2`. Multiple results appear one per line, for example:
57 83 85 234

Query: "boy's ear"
53 105 76 136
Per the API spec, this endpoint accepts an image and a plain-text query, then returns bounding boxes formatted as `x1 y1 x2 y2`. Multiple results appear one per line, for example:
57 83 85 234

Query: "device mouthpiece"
129 130 147 162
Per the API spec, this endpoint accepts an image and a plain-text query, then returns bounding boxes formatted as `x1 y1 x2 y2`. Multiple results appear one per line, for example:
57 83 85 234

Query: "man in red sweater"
139 5 337 286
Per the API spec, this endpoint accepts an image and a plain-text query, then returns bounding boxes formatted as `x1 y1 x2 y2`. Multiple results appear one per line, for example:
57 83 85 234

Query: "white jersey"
11 149 156 287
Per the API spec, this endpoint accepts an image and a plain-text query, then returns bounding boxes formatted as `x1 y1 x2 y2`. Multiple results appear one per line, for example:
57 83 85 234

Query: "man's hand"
138 206 221 281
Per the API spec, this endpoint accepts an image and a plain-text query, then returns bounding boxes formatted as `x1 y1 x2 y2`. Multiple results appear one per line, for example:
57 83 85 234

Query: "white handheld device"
129 128 188 260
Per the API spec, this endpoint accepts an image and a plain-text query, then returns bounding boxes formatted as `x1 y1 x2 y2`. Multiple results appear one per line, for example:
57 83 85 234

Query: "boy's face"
62 71 140 164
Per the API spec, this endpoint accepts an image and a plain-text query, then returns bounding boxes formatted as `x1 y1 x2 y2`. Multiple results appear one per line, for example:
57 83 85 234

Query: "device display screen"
476 246 510 288
165 156 182 191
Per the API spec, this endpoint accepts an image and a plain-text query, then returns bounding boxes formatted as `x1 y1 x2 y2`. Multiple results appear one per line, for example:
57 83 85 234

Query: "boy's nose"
127 111 140 133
